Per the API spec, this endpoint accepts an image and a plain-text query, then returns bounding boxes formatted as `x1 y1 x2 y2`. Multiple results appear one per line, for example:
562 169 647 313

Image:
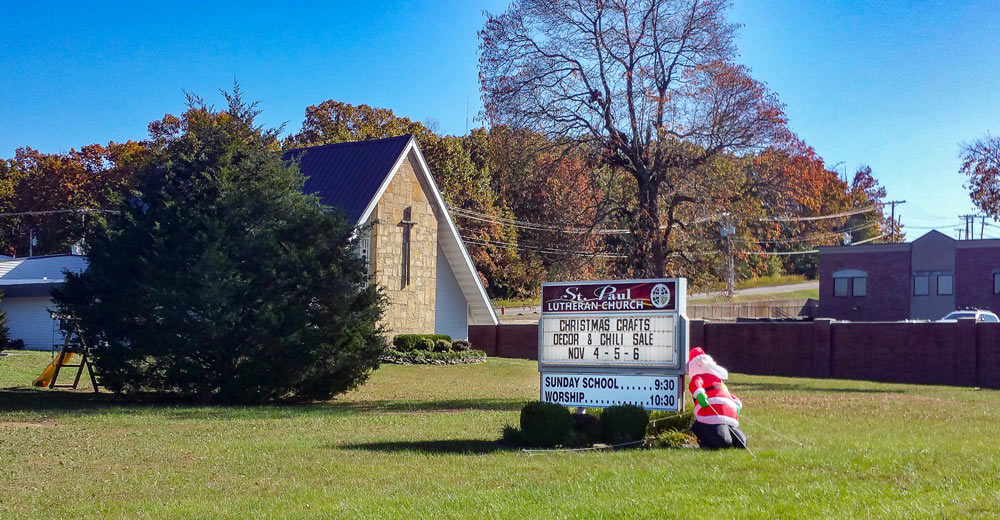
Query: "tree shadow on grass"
735 382 903 394
0 387 134 414
340 439 512 455
0 387 524 422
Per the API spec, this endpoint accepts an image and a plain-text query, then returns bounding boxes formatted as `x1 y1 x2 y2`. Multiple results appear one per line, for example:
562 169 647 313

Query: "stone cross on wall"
399 206 416 289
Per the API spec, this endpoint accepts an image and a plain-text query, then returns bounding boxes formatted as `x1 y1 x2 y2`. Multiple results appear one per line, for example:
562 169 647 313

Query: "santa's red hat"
689 346 706 362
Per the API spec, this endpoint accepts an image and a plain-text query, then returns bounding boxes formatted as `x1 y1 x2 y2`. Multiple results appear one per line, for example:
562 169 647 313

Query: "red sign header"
541 280 678 314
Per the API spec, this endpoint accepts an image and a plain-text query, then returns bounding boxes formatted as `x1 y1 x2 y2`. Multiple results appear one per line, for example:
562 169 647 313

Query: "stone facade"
368 152 439 336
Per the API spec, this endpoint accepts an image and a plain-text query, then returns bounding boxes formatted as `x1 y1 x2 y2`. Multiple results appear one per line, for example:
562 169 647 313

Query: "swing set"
33 317 99 392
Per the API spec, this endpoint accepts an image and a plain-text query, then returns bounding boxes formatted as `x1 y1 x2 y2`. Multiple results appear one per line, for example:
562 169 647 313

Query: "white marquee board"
538 278 689 412
539 314 679 367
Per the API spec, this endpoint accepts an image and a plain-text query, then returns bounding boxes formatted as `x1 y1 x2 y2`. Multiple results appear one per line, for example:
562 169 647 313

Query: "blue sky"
2 1 998 237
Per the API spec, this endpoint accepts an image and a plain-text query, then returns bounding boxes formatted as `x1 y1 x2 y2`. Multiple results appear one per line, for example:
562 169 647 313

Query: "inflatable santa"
687 346 748 449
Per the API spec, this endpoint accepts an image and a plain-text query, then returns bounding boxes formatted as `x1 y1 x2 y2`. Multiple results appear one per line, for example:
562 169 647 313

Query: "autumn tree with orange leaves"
479 0 789 277
0 142 145 256
959 135 1000 218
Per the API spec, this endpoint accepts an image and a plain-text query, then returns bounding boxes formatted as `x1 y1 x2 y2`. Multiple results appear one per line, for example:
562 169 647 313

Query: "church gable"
370 152 440 335
285 134 499 335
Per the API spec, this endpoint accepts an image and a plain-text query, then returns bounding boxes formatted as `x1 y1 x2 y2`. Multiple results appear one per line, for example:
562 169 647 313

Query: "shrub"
519 401 573 447
650 430 699 449
0 294 11 350
433 339 452 352
452 339 472 351
52 89 388 403
392 334 452 352
381 349 486 365
418 338 436 351
647 410 694 436
600 404 649 445
571 412 601 444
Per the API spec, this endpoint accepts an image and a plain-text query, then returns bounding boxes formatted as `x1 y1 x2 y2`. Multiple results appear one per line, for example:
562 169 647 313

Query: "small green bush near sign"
505 402 694 449
647 410 694 436
433 339 452 352
650 429 699 449
519 401 574 447
600 404 649 445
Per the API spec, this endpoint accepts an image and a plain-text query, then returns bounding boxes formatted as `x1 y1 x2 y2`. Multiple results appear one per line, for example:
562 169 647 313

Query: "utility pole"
887 200 905 243
721 214 735 299
958 214 979 240
28 228 35 257
981 216 986 240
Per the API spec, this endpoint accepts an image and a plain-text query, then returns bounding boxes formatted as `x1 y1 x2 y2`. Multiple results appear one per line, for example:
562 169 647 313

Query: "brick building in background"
818 230 1000 321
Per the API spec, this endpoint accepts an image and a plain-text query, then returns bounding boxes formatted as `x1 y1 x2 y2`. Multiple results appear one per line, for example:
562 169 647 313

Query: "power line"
449 204 881 235
735 222 877 245
759 205 879 222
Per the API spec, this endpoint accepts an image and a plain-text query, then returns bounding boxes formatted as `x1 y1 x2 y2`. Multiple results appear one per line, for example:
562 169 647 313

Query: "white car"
939 310 1000 323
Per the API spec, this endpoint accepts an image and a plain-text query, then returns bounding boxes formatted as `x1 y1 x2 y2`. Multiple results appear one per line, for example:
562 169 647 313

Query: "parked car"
939 310 1000 322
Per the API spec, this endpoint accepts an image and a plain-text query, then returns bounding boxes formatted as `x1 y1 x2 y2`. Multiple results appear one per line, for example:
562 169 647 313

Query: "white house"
0 254 88 350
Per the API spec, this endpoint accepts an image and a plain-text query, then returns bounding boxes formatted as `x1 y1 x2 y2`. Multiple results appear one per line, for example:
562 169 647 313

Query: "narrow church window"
358 230 371 281
401 207 415 288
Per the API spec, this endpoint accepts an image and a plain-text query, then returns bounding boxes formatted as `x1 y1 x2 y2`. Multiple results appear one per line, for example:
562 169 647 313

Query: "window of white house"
914 275 929 296
937 274 953 295
852 276 867 297
834 277 849 297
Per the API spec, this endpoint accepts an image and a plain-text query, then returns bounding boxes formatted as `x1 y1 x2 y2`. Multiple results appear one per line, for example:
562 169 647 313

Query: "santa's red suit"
687 346 747 449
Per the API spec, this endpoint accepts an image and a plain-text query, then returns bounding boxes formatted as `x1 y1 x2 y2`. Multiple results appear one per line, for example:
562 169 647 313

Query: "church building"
284 135 498 339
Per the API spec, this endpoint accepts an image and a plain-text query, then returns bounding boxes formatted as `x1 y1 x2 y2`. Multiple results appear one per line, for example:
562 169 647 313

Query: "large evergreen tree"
54 88 387 403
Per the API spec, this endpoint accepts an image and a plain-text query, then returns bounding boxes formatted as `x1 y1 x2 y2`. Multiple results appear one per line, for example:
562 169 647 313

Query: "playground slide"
33 353 74 387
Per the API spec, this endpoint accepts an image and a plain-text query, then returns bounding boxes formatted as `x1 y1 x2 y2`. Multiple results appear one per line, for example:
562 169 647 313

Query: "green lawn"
2 350 999 519
688 287 820 304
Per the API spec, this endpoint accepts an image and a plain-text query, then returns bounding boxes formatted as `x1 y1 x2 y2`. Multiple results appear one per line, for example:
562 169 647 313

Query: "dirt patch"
0 419 56 428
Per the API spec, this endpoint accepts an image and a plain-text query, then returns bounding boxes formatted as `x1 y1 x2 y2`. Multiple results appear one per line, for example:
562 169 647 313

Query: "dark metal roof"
283 134 413 223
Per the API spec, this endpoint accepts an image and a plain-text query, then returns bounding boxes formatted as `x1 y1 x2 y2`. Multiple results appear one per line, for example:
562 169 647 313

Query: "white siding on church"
2 297 62 351
434 245 468 339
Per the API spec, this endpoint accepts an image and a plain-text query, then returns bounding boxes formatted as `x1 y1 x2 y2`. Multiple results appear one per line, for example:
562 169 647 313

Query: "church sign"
538 279 688 411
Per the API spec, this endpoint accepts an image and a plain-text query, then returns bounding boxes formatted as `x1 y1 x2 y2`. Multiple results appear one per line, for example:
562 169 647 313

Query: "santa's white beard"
687 356 729 379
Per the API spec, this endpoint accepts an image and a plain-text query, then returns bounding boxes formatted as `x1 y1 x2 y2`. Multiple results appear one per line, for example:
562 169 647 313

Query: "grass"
493 296 541 308
733 273 809 290
2 350 1000 518
689 287 820 304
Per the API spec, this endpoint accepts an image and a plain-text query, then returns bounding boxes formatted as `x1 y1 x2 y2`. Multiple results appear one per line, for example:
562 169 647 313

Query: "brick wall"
371 153 438 336
693 318 995 388
469 324 537 359
819 250 910 321
474 319 1000 388
955 245 1000 313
